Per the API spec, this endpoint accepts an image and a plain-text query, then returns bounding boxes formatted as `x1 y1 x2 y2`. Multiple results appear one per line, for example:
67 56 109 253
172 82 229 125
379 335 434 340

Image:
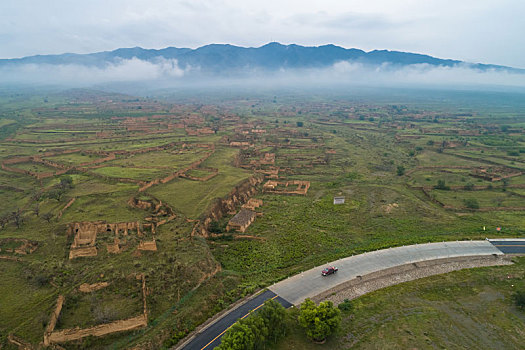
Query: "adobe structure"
67 221 155 259
242 198 263 211
229 141 253 148
0 238 38 255
78 282 109 293
263 180 311 195
226 209 257 233
192 176 263 237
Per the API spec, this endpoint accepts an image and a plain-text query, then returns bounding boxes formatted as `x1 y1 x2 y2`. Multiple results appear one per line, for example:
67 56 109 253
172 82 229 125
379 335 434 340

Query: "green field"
107 148 207 169
92 166 170 181
149 148 251 218
432 189 525 208
1 88 525 348
57 279 143 329
45 152 103 166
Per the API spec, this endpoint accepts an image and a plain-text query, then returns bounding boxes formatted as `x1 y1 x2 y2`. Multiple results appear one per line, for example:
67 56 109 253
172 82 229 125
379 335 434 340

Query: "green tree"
42 212 53 223
396 165 405 176
298 298 341 342
242 314 268 348
217 299 286 350
217 321 256 350
59 175 74 189
258 299 287 342
47 188 65 201
296 121 304 127
12 208 23 229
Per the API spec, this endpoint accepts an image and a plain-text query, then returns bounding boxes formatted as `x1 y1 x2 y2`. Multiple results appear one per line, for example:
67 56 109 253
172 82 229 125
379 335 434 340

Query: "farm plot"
91 166 171 181
431 189 525 209
408 169 492 188
107 148 208 170
45 152 105 166
55 279 143 330
149 147 251 218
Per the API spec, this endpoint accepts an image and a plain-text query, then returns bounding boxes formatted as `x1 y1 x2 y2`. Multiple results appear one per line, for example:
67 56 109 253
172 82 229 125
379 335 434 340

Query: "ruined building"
226 209 257 233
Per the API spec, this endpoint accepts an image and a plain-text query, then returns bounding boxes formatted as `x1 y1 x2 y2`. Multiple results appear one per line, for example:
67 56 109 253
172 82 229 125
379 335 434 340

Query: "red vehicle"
321 266 338 276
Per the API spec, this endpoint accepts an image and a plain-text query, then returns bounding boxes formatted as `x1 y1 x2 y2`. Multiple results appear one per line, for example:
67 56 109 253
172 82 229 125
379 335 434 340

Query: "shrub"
34 274 50 287
396 165 405 176
464 183 474 191
337 299 353 312
208 221 224 234
514 290 525 310
434 179 450 190
464 198 480 209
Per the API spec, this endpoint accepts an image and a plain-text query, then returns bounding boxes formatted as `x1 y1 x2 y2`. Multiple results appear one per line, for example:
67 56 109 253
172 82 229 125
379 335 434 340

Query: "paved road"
181 290 292 350
269 240 503 305
180 240 509 349
489 239 525 254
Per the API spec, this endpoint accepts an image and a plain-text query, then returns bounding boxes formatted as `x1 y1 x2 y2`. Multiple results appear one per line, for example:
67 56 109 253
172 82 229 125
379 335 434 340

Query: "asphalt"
489 239 525 254
181 290 293 350
180 239 521 349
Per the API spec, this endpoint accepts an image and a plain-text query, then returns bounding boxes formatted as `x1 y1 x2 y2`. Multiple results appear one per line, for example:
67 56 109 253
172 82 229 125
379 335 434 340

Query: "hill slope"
0 42 519 74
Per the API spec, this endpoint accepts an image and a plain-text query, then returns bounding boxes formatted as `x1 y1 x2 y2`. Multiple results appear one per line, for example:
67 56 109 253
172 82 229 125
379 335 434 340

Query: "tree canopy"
298 298 341 342
217 298 287 350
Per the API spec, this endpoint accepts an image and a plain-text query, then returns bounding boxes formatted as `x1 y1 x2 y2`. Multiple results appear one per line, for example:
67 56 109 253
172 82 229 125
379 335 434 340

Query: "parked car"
321 266 338 276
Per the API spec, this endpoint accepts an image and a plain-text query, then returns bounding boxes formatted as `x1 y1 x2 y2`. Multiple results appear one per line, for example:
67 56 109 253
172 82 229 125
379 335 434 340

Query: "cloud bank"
0 58 188 85
1 57 524 90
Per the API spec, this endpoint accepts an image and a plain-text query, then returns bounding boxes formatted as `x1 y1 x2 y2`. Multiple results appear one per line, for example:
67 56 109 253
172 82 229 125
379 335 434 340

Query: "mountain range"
0 42 521 74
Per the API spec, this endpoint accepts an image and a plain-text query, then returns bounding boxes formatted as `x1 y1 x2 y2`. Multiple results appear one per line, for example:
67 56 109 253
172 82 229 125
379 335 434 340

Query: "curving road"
268 240 503 305
488 238 525 254
178 239 523 350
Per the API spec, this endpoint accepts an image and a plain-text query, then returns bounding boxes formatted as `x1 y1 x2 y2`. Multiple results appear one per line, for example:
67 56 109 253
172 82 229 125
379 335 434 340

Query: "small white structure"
333 196 345 205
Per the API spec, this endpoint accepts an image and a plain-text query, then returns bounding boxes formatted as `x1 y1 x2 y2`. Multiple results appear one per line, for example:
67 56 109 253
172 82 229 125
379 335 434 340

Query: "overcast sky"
1 0 524 68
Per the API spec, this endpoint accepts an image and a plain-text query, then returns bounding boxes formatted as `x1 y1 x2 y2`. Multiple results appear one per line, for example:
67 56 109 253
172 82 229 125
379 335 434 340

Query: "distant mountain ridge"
0 42 521 73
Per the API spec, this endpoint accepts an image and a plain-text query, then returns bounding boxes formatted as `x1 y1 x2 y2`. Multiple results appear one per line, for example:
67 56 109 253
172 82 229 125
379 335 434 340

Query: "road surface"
489 239 525 254
180 239 514 350
268 240 502 305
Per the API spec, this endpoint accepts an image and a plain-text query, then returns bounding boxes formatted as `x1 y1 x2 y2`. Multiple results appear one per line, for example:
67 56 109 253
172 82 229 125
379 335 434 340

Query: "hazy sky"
1 0 524 68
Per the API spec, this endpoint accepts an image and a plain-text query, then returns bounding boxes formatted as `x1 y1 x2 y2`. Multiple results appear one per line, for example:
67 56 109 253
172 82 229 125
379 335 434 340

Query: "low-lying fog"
1 57 525 94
